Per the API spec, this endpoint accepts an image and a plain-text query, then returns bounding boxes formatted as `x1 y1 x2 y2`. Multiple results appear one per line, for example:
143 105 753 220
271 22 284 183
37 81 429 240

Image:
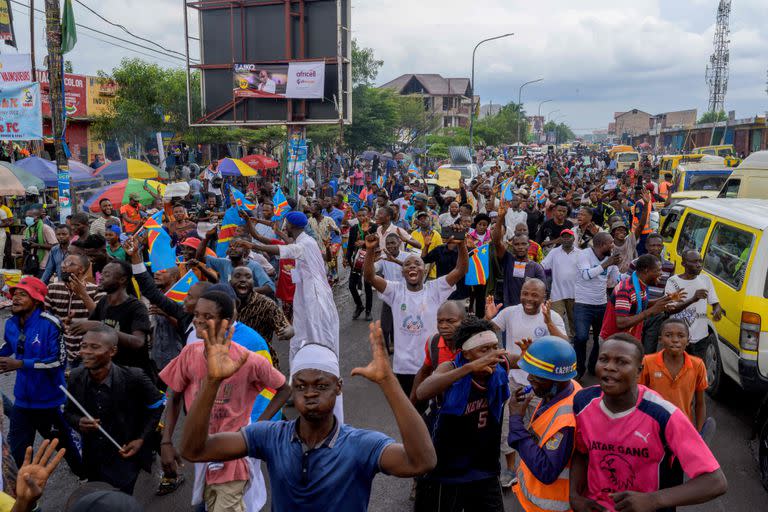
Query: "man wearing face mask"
22 206 57 277
507 337 581 512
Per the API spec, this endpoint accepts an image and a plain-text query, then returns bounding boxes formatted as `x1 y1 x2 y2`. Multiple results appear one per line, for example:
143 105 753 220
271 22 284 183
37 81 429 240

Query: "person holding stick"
64 324 165 494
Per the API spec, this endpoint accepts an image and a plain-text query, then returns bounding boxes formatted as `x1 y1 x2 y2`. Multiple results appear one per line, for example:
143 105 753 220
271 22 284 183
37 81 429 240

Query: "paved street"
1 278 766 510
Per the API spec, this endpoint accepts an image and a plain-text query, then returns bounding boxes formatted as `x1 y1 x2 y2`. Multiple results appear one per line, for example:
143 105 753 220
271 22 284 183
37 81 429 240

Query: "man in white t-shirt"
363 233 468 396
485 278 567 488
665 249 723 360
541 229 580 336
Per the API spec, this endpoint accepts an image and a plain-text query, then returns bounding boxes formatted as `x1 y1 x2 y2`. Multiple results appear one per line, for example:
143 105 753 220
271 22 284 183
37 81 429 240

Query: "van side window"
661 209 682 243
719 179 740 198
676 213 711 254
703 223 754 290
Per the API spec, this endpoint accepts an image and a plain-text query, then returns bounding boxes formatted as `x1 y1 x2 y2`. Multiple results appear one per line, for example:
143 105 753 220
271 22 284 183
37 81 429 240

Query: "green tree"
395 95 441 150
344 86 399 158
472 102 527 146
698 110 728 124
426 142 449 160
542 121 575 144
352 39 383 87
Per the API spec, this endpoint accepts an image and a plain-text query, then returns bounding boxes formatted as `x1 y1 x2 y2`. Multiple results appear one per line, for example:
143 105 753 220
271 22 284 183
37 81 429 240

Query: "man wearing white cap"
181 320 437 512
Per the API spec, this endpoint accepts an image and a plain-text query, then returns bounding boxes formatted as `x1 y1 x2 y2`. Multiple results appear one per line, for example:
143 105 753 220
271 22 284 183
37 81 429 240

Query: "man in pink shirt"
160 290 290 512
570 333 727 512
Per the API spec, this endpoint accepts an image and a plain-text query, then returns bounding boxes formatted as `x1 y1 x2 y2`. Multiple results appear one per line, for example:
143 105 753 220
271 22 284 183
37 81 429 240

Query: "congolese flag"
216 206 245 257
347 190 363 213
165 270 199 303
501 178 515 201
272 186 290 220
231 186 257 211
407 163 421 178
465 243 490 286
146 226 177 272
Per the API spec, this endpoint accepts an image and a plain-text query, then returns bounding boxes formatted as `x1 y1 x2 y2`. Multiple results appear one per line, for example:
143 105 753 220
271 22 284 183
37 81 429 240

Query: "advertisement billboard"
0 83 43 140
186 0 350 126
86 76 117 116
36 71 87 118
0 54 32 85
0 0 16 47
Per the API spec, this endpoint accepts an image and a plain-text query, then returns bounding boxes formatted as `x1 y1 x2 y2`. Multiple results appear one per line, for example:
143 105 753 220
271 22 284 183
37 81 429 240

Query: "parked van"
615 151 640 174
608 145 633 159
718 151 768 199
660 198 768 396
692 144 740 167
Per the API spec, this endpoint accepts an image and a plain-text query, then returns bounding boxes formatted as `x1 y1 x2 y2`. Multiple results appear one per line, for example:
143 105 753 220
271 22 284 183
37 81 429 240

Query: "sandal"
156 474 185 496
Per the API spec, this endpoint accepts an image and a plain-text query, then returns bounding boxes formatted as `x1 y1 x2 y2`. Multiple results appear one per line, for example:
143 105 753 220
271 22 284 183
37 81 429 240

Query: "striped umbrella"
84 179 167 213
0 162 46 193
217 158 258 177
94 159 169 181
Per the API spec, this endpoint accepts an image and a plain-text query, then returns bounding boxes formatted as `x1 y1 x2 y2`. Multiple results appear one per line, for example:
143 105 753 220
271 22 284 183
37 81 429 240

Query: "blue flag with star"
165 270 200 302
465 243 490 286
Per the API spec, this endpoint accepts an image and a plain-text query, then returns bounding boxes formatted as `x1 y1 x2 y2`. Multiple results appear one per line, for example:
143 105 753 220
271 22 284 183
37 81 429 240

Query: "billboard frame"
183 0 351 127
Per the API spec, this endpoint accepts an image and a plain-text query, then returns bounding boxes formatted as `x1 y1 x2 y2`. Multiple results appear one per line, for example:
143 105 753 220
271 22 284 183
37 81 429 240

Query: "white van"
718 151 768 199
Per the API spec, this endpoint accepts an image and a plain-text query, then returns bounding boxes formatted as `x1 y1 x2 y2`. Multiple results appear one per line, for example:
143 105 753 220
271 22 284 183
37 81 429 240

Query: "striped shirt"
600 276 647 340
44 282 105 361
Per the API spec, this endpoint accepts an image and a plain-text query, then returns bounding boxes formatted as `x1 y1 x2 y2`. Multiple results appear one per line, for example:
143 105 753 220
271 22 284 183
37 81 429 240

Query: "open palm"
351 321 391 383
16 439 66 503
201 319 248 380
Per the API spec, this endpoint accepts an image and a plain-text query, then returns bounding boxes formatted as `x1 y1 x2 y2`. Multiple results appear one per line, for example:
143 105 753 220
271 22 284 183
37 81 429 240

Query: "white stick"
59 385 124 451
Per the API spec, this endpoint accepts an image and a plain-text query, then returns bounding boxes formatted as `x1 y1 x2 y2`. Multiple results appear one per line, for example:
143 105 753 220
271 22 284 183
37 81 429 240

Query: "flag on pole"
61 0 77 54
165 270 200 303
376 175 385 188
231 186 257 212
217 206 245 257
407 163 421 178
147 227 177 272
501 178 515 201
272 186 291 220
465 244 490 286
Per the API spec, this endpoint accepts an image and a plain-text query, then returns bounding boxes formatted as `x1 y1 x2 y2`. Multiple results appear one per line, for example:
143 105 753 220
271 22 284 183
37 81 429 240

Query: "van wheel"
760 417 768 491
705 334 725 398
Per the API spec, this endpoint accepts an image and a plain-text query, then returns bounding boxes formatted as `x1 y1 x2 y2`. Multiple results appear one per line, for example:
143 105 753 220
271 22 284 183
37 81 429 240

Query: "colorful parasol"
94 159 168 181
84 179 167 213
217 158 258 177
0 162 45 196
14 156 102 187
241 154 279 170
0 162 46 192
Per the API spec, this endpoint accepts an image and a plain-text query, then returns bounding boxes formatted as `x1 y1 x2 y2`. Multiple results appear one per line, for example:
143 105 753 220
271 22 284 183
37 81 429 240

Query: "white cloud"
6 0 766 133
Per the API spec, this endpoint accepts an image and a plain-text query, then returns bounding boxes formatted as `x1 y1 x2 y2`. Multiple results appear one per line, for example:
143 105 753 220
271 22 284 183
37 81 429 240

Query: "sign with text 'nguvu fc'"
0 83 43 140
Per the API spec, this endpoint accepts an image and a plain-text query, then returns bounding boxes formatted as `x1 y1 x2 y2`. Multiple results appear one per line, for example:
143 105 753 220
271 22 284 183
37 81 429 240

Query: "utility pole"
45 0 72 219
30 0 41 156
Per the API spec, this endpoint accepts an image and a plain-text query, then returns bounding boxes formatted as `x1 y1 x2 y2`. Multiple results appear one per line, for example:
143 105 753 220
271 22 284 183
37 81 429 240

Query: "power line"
10 0 198 63
73 0 187 59
17 6 184 66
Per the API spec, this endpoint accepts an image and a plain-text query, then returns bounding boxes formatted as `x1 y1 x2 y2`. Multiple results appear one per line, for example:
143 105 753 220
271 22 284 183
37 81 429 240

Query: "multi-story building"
379 73 475 129
614 109 652 137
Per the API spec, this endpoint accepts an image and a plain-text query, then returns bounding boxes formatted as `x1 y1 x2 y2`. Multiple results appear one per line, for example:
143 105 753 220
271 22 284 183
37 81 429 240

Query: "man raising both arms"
181 320 436 511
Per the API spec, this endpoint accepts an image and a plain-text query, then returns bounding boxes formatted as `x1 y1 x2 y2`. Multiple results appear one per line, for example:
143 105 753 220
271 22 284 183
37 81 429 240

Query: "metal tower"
705 0 731 114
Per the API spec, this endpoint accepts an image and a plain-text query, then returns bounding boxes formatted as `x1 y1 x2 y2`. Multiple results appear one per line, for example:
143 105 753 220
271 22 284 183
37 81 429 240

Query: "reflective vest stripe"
516 470 571 512
535 405 574 441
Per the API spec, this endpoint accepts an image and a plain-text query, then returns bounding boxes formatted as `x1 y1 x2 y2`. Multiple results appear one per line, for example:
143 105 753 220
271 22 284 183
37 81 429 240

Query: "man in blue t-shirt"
181 321 437 511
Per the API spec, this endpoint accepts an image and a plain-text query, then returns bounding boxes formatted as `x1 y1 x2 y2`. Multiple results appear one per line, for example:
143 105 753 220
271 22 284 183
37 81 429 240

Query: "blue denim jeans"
573 302 607 377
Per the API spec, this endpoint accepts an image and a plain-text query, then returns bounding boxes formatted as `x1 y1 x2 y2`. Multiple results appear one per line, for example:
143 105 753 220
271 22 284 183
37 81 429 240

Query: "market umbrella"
84 178 167 213
15 156 102 187
0 162 46 192
94 159 168 181
0 163 34 196
360 150 380 161
241 154 279 170
217 158 258 177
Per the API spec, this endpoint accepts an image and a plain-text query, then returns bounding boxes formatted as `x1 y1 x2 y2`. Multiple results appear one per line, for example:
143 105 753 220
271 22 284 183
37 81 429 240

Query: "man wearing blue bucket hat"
507 336 581 512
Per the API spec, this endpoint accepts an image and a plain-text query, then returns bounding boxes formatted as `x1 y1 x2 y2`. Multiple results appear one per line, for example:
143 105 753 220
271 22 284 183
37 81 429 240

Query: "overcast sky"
7 0 767 133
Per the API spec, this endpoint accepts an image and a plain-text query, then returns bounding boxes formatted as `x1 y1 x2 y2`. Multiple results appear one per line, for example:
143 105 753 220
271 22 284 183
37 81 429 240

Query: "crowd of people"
0 148 731 511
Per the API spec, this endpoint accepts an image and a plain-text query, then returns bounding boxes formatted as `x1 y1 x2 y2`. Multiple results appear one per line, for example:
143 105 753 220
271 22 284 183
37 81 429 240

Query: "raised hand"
122 236 140 257
351 321 393 384
16 438 66 506
200 319 248 381
485 295 502 320
364 233 379 251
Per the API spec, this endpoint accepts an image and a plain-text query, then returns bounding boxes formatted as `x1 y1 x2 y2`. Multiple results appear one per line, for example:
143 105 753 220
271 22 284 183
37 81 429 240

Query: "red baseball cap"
560 229 575 236
10 276 48 303
180 237 202 249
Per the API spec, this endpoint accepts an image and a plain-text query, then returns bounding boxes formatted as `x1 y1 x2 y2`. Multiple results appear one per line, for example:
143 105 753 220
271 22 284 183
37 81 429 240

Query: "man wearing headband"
181 321 436 511
243 211 340 369
414 317 512 510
